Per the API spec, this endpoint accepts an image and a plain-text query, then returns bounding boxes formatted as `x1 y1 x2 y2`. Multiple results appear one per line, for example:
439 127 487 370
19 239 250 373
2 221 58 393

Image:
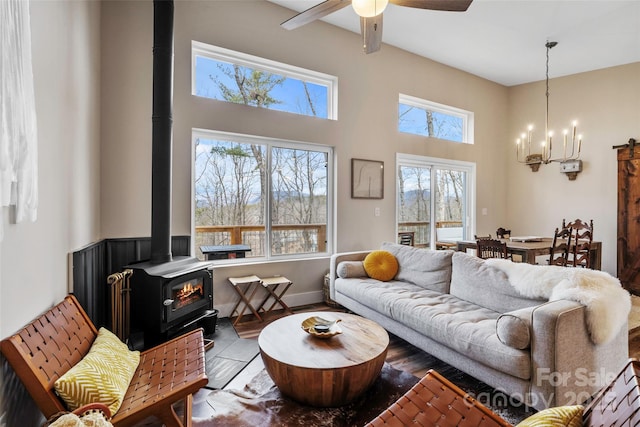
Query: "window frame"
192 128 335 262
191 41 338 120
398 93 474 144
395 153 476 248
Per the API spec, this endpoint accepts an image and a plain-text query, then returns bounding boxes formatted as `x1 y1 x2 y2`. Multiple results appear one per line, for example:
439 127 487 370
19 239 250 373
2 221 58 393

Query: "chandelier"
515 41 583 180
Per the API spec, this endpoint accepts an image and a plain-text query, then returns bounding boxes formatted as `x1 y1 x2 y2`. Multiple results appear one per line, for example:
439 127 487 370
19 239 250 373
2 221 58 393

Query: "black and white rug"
200 318 533 425
196 361 532 426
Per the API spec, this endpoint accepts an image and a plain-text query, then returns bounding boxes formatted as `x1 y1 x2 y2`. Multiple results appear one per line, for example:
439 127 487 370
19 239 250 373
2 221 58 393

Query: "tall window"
194 129 333 261
398 94 474 144
396 154 475 248
192 41 338 120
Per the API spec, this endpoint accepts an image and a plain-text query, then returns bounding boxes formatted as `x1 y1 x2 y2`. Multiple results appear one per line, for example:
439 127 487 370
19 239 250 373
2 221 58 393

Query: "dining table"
456 237 602 270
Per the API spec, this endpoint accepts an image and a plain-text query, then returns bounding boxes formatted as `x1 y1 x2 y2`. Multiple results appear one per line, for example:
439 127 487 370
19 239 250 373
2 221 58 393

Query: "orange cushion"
363 250 399 281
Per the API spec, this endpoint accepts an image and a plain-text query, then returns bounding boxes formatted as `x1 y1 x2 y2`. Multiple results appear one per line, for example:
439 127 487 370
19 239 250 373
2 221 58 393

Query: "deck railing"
195 224 327 259
196 221 461 258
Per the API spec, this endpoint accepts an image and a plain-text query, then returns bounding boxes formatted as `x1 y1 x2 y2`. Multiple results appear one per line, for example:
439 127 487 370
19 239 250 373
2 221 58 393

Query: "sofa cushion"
335 277 531 380
335 277 431 318
450 252 544 313
337 261 367 278
496 306 535 349
381 242 453 293
363 250 399 281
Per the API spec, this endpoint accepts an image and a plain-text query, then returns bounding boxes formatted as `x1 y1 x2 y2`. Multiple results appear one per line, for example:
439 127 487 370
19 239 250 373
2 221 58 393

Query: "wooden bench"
0 295 208 427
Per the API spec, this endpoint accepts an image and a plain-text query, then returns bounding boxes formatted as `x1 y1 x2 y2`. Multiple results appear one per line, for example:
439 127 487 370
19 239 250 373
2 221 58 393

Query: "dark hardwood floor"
136 302 638 426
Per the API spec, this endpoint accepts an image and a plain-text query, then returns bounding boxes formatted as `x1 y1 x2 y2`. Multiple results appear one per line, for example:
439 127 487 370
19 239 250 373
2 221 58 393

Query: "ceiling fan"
281 0 473 54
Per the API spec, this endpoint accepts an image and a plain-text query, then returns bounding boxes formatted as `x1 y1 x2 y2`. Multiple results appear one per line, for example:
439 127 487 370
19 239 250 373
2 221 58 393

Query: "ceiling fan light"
352 0 389 17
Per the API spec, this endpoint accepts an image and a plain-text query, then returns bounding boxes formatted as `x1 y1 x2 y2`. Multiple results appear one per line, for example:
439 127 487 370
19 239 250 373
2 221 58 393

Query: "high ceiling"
268 0 640 86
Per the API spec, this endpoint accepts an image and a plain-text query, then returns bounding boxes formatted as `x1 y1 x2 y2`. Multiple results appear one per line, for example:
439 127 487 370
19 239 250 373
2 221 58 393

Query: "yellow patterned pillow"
54 327 140 414
516 405 583 427
363 250 399 281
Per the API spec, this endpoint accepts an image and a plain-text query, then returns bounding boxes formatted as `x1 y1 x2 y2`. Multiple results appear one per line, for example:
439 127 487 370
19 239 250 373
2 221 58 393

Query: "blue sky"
398 104 463 142
195 56 328 119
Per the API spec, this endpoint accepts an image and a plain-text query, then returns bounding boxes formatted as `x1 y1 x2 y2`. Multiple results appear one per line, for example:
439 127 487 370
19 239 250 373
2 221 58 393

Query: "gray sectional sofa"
329 242 628 410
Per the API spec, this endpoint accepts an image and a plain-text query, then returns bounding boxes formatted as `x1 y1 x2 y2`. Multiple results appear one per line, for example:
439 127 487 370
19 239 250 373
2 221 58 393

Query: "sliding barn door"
618 145 640 295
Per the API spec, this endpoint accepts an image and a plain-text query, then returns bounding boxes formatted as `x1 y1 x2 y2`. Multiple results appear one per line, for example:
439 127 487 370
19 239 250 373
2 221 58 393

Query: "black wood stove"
128 0 213 349
129 258 212 348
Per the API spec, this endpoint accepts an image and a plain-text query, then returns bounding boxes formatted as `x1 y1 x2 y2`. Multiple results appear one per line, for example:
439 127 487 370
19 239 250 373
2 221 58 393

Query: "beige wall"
0 0 101 339
0 1 101 425
100 0 509 313
507 63 640 274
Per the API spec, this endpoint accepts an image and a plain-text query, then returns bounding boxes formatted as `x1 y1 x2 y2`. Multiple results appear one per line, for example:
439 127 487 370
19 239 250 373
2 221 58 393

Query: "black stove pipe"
150 0 174 264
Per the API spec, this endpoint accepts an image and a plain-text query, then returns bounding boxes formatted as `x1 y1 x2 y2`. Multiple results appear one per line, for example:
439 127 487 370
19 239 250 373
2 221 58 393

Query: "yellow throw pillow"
363 250 399 281
516 405 583 427
54 327 140 415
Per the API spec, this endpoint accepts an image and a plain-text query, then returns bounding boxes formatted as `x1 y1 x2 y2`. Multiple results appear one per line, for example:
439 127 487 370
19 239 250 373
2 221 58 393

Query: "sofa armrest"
528 300 628 410
329 251 371 300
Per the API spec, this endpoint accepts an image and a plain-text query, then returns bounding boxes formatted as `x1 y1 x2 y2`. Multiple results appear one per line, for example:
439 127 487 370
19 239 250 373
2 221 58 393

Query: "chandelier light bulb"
352 0 389 17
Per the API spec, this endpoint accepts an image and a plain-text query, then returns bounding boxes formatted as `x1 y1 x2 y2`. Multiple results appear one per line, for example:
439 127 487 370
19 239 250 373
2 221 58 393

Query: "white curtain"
0 0 39 240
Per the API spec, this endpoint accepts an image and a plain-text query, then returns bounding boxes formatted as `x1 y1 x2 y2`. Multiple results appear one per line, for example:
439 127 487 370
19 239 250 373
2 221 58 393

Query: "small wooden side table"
255 276 293 316
258 312 389 407
227 275 263 325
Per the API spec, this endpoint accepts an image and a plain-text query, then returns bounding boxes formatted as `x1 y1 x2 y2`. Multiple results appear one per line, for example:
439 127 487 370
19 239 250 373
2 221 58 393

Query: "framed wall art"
351 158 384 199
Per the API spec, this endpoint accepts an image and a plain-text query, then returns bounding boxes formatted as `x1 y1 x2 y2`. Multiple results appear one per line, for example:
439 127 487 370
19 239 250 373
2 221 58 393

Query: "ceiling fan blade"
389 0 473 12
281 0 352 30
360 15 383 54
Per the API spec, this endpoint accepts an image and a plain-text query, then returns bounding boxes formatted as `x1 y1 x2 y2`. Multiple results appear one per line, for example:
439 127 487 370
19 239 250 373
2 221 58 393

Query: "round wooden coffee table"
258 312 389 407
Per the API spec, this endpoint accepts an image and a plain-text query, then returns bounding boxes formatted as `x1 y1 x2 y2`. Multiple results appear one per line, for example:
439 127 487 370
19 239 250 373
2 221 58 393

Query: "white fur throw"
485 258 631 345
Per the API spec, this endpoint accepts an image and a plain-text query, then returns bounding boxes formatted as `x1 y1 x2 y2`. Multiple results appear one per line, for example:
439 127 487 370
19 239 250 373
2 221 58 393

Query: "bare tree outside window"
397 165 431 245
397 163 467 248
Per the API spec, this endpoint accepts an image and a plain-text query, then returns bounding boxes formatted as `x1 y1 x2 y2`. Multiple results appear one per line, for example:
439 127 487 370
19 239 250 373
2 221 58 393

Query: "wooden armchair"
476 239 509 259
549 225 573 266
0 295 208 427
566 218 594 268
366 369 510 427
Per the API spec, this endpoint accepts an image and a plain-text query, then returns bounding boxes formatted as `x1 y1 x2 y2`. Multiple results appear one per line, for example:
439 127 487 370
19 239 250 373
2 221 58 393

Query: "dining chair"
549 225 572 266
398 231 415 246
565 219 594 268
496 227 511 239
476 239 509 260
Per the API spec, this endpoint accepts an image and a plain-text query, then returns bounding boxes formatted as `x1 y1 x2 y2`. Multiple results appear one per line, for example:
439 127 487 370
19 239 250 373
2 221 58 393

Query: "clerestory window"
398 94 474 144
192 41 338 120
